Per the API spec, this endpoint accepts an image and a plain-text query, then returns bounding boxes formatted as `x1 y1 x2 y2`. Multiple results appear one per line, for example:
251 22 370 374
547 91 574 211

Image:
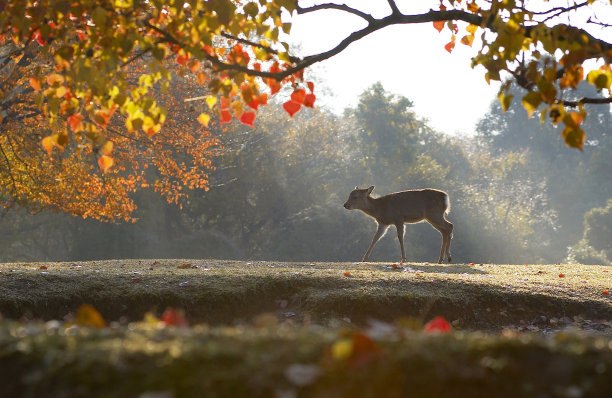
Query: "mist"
2 82 611 265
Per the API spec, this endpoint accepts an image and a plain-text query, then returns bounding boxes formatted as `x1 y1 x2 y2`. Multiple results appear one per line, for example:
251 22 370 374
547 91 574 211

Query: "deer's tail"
444 193 451 215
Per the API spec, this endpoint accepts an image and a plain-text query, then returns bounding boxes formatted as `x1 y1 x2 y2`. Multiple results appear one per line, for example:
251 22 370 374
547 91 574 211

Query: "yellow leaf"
231 100 243 117
98 155 114 173
41 135 58 155
100 141 113 156
331 339 353 361
521 91 542 118
75 304 106 328
46 73 65 86
206 95 217 109
197 113 211 126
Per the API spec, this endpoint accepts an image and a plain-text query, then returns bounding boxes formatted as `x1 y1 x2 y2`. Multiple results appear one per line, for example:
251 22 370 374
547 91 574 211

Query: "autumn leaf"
75 304 106 328
219 109 232 124
561 126 585 150
177 263 193 269
460 34 474 47
197 113 211 126
283 100 301 117
307 81 315 92
290 89 306 104
160 308 189 327
98 155 114 173
423 316 452 333
343 271 351 276
559 273 566 278
100 141 113 156
303 93 316 108
240 111 256 127
41 135 58 155
29 77 41 91
444 37 455 53
433 20 445 33
206 95 217 109
67 114 84 132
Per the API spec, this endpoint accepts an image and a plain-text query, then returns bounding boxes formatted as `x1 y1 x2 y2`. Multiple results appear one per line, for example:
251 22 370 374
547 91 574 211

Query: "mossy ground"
1 260 612 397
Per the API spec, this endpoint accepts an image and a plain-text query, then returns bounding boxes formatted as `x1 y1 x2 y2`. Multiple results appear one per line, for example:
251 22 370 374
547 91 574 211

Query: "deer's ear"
367 186 375 194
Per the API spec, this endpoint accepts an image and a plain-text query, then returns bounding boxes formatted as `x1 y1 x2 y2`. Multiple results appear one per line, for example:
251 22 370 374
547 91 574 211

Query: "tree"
1 0 611 220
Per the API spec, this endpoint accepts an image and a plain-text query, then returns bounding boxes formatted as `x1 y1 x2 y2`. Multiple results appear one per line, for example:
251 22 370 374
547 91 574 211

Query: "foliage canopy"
0 0 611 219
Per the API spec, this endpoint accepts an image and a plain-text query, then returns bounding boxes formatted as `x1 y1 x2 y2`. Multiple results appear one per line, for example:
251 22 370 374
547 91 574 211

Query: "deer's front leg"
362 223 388 262
395 223 406 264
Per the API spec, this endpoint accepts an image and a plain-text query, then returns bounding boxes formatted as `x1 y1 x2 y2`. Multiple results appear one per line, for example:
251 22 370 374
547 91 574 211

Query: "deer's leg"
427 216 453 264
395 223 406 264
362 223 388 262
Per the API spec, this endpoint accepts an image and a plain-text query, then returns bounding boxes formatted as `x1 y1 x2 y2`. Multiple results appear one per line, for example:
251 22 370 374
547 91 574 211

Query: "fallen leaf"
423 316 452 333
160 308 189 327
75 304 106 328
177 263 193 269
343 271 351 276
39 265 48 270
559 273 565 278
603 290 610 295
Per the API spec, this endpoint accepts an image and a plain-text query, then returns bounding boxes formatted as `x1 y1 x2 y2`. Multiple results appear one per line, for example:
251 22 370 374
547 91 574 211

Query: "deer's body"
344 186 453 264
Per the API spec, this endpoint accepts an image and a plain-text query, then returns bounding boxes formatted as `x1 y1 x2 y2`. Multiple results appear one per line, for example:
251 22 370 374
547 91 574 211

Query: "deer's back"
374 188 448 224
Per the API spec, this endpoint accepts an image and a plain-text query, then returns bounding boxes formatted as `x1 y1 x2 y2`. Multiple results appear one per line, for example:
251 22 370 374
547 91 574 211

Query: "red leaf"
240 111 256 127
423 316 452 333
219 109 232 124
247 98 259 110
220 96 231 109
603 290 610 295
303 93 316 108
444 40 455 53
268 79 281 95
283 100 301 117
39 265 48 270
559 273 565 278
160 308 189 327
307 81 315 93
291 89 306 104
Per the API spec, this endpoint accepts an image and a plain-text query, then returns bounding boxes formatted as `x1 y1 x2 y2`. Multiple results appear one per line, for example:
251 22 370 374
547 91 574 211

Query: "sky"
286 1 501 136
284 0 610 136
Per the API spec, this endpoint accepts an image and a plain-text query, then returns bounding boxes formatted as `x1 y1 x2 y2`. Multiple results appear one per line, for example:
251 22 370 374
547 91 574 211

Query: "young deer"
343 186 453 264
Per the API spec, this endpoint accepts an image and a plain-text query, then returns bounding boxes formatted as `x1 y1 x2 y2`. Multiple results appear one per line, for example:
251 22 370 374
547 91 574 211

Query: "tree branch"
296 2 376 24
558 97 612 108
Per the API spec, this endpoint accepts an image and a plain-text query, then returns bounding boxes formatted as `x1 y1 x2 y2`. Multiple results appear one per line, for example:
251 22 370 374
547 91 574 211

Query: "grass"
1 260 612 397
1 260 611 329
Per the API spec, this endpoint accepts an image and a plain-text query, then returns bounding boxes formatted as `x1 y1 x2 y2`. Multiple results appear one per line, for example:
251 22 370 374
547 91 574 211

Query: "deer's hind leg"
427 215 453 264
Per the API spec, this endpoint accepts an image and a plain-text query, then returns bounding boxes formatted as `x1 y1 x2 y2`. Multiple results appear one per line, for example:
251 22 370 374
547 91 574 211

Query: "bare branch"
386 0 401 16
296 2 376 24
558 97 612 108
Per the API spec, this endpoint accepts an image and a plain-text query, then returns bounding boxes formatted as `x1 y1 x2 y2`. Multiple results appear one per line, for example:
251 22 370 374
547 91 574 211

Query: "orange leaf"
160 308 189 327
258 93 268 106
283 100 301 117
220 96 231 109
177 263 193 269
343 271 351 276
67 114 84 132
291 89 306 104
268 79 282 95
75 304 106 328
444 39 455 53
433 20 445 33
98 155 114 173
423 316 452 333
197 72 207 85
219 109 232 124
307 81 315 93
46 73 65 86
559 273 565 278
29 77 41 91
460 34 474 47
303 93 316 108
41 135 58 155
603 290 610 295
240 111 256 127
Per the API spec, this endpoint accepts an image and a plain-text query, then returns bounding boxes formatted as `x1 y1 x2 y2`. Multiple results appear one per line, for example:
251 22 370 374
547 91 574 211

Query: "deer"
343 186 453 264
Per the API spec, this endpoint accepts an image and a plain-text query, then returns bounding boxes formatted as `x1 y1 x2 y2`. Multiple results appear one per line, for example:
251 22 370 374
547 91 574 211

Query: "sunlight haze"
288 1 501 136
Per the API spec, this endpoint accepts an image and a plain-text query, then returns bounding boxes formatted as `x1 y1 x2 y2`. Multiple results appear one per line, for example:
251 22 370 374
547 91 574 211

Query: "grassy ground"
1 260 612 397
1 260 611 330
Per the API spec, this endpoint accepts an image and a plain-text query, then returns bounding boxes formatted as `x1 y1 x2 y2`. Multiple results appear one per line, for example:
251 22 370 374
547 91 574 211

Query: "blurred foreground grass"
1 260 612 397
